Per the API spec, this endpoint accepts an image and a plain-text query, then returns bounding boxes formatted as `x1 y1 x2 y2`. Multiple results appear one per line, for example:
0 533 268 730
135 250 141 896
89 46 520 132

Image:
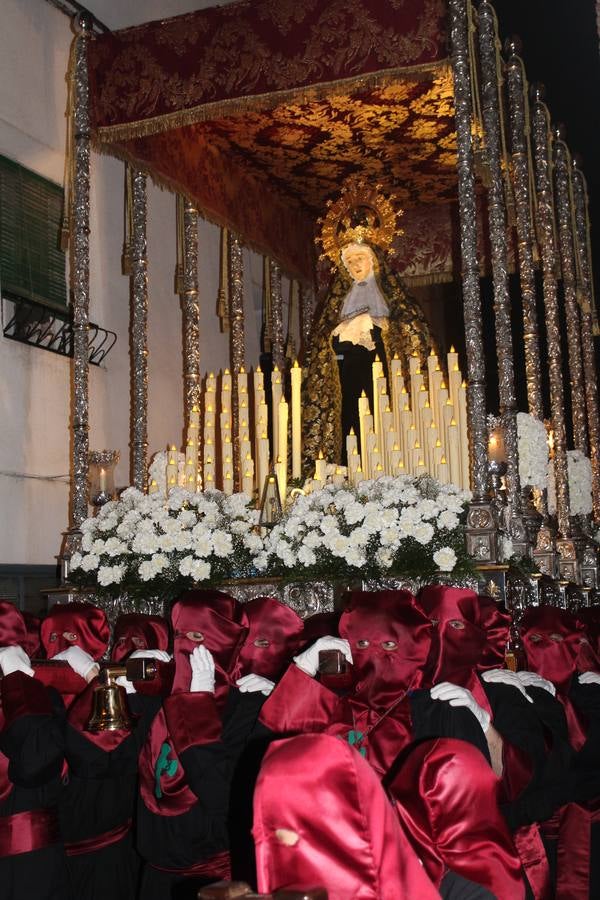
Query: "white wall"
0 0 286 565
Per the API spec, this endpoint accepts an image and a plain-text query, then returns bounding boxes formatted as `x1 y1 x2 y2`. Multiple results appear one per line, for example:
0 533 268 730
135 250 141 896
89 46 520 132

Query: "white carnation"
433 547 457 572
80 553 100 572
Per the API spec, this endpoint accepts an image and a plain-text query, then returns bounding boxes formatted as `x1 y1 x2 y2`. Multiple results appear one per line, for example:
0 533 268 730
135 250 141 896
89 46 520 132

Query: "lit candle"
409 352 420 376
206 371 217 394
148 479 159 495
277 396 288 484
189 404 200 428
291 360 302 479
253 365 264 395
314 450 327 483
223 463 234 496
98 467 107 492
185 438 196 466
459 381 470 490
447 419 461 486
346 428 358 461
410 367 424 420
348 447 360 485
166 445 178 486
242 467 254 499
257 431 270 496
271 366 282 455
372 356 384 434
357 391 370 468
332 466 346 487
437 456 450 485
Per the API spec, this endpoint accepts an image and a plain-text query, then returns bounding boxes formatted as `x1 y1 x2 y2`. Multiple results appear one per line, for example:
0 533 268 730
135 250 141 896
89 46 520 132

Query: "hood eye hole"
49 632 58 642
185 631 205 642
381 640 397 651
253 638 270 648
529 633 542 643
356 639 370 649
63 631 78 642
550 633 564 643
449 620 465 630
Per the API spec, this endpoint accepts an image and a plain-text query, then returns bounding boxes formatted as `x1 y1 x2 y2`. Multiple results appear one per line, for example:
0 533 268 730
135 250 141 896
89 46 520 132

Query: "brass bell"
87 668 132 733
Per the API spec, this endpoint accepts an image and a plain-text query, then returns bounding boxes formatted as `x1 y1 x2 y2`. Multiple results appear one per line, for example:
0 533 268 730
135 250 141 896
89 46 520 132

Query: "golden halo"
317 177 403 265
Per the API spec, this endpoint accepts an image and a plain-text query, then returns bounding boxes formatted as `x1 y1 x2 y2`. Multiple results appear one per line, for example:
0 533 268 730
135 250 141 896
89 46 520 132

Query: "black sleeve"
0 713 65 787
179 690 265 810
409 689 491 763
481 680 547 769
569 679 600 776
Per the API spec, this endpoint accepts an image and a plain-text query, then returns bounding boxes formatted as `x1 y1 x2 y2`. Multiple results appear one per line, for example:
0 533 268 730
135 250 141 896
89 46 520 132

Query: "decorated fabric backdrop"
88 0 457 281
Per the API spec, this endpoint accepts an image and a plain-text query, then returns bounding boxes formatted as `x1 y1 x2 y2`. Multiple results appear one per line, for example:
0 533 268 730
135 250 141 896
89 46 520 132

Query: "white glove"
129 649 172 662
236 673 275 696
578 671 600 687
115 675 136 695
53 646 99 682
189 645 215 694
481 668 533 703
293 636 353 678
516 670 556 697
0 645 34 678
430 682 491 733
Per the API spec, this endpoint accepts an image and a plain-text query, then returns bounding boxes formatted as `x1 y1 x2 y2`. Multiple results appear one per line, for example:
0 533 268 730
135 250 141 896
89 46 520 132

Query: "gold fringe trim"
93 59 450 143
402 270 455 287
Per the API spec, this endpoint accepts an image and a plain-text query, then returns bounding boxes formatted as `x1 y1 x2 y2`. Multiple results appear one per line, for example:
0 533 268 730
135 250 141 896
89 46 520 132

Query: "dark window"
0 155 67 311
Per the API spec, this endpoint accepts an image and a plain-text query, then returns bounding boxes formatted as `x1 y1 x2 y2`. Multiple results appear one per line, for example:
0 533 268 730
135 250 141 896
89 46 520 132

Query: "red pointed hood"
235 596 304 681
418 586 487 686
520 606 586 694
111 613 170 662
0 601 27 648
253 733 439 900
477 596 512 671
339 590 432 709
41 601 109 660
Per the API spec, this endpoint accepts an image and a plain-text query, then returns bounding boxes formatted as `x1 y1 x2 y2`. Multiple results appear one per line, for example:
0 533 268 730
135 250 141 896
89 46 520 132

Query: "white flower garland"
547 449 593 517
517 413 548 490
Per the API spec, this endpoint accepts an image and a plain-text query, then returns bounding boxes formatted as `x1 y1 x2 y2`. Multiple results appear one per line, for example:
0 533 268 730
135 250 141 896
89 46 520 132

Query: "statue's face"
341 244 374 283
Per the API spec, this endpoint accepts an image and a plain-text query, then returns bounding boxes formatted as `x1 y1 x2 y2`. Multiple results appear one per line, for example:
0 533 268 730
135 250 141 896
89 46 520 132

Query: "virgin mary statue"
302 179 436 469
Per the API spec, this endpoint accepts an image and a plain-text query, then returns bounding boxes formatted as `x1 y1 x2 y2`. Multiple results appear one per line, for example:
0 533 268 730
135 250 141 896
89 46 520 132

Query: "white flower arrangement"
517 413 549 490
547 449 593 517
262 475 472 581
69 487 264 600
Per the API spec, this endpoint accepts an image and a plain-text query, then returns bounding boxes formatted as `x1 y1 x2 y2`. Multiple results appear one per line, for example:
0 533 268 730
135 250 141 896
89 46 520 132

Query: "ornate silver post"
531 87 578 580
449 0 497 562
269 259 285 372
229 233 245 486
504 40 544 422
572 161 600 524
478 3 527 556
70 13 92 528
299 282 314 351
553 129 588 455
130 170 149 491
181 199 201 419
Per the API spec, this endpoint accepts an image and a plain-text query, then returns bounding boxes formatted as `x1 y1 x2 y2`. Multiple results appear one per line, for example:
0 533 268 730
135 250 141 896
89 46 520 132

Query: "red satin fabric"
554 802 600 900
65 818 131 856
253 733 439 900
21 612 41 659
139 591 247 817
110 613 169 662
41 601 110 660
418 585 491 713
477 596 511 671
0 808 60 858
520 607 588 750
0 601 27 649
150 849 232 879
390 737 526 899
234 596 303 681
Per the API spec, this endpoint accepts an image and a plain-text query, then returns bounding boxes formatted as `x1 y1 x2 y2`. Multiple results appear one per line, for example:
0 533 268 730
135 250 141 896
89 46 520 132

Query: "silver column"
130 170 149 491
229 233 245 485
181 199 201 418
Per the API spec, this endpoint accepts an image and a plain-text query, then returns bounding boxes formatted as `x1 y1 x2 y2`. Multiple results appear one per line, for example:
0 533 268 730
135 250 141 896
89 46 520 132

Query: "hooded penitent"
418 585 491 713
253 733 440 900
41 602 109 660
390 737 526 899
235 597 304 682
110 613 170 663
477 597 512 671
138 590 248 816
520 606 591 750
0 600 27 649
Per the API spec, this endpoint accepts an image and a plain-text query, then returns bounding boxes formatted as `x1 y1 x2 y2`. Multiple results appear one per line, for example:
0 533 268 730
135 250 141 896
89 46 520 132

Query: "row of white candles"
149 347 470 503
339 348 470 490
149 362 303 501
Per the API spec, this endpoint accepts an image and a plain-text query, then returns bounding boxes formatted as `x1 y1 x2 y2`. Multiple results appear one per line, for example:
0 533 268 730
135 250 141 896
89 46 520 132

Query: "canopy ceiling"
88 0 457 281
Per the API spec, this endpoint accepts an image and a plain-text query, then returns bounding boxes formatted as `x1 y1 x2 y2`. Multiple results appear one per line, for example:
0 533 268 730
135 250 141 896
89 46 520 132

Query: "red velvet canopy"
88 0 457 283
